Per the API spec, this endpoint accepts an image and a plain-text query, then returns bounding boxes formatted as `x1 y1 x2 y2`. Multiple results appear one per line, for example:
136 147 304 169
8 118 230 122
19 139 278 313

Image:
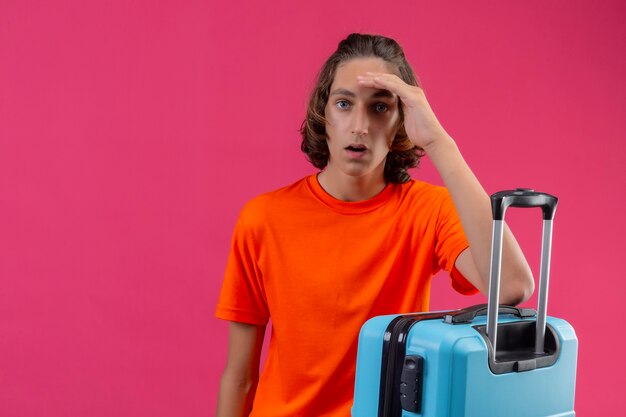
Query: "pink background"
1 1 624 415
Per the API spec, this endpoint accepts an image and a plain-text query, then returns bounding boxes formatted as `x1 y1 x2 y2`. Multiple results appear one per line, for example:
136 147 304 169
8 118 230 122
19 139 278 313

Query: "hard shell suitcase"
352 189 578 417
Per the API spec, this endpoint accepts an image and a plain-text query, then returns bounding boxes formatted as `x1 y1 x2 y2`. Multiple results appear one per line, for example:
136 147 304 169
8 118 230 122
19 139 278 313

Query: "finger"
357 72 400 83
363 71 399 80
360 72 406 86
360 72 423 94
356 74 402 91
357 75 411 101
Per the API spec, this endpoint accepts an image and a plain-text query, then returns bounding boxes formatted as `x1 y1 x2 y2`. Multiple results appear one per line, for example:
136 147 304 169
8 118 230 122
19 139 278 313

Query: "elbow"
220 371 259 395
500 267 535 306
217 372 259 416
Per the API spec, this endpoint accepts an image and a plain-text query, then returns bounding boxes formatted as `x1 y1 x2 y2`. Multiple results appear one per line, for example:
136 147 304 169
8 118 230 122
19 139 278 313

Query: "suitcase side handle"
443 304 536 324
486 189 558 360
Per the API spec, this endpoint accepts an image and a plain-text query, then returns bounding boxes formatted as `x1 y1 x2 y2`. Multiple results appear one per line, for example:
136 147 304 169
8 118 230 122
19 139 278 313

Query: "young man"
215 33 534 417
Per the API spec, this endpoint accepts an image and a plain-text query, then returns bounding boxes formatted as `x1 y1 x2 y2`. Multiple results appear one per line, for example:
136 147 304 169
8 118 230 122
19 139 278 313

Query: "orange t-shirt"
216 174 476 417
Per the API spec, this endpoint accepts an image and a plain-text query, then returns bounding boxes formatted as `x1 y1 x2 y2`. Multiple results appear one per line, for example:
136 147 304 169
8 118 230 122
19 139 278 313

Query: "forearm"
216 322 265 417
216 373 258 417
424 134 534 304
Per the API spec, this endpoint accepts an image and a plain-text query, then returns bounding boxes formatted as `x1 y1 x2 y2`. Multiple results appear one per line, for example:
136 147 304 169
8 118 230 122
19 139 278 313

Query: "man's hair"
300 33 424 184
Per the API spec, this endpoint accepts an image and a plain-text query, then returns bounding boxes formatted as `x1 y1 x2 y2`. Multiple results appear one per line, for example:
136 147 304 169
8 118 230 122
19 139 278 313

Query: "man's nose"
351 107 369 136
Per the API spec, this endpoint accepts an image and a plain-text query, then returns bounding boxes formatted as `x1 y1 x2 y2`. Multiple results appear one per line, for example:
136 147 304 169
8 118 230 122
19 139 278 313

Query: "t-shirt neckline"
306 174 396 214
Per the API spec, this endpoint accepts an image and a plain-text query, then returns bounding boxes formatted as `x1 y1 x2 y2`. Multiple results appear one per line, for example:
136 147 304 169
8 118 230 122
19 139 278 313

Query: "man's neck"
317 169 387 202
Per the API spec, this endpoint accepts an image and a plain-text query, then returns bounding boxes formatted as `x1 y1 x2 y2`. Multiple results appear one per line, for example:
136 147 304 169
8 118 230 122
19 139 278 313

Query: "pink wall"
1 1 624 415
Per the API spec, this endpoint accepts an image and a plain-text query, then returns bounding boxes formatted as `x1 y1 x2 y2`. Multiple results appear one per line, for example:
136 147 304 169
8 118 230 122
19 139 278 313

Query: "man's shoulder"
400 179 450 202
240 175 313 219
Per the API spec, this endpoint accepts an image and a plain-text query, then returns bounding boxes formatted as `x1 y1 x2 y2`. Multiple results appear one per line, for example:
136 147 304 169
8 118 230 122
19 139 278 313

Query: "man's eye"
336 100 351 110
374 103 388 113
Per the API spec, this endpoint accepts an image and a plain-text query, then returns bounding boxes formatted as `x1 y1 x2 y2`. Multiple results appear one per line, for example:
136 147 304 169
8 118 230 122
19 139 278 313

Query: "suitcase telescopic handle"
491 188 558 221
486 189 558 361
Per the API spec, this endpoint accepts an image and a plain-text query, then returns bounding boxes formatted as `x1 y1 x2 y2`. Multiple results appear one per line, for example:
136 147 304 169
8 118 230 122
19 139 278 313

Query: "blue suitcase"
352 189 578 417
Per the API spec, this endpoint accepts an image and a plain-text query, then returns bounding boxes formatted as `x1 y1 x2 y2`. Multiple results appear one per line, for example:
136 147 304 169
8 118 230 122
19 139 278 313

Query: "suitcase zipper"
378 312 451 417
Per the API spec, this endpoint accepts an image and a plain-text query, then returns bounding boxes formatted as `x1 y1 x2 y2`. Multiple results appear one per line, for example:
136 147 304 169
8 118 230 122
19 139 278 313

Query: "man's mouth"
345 144 367 153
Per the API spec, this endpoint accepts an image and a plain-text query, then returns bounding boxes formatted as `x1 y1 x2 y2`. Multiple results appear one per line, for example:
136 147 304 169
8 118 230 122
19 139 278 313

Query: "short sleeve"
434 190 478 295
215 215 270 325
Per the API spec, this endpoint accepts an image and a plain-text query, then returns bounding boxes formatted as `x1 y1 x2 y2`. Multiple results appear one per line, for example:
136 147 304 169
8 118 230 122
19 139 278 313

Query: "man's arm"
216 322 266 417
356 72 534 304
425 136 534 305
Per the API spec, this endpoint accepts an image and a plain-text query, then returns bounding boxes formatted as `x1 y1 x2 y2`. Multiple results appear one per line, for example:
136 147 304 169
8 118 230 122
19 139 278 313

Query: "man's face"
324 57 400 181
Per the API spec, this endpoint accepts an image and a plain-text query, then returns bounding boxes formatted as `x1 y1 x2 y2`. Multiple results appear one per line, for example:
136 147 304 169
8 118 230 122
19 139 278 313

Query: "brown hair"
300 33 424 183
